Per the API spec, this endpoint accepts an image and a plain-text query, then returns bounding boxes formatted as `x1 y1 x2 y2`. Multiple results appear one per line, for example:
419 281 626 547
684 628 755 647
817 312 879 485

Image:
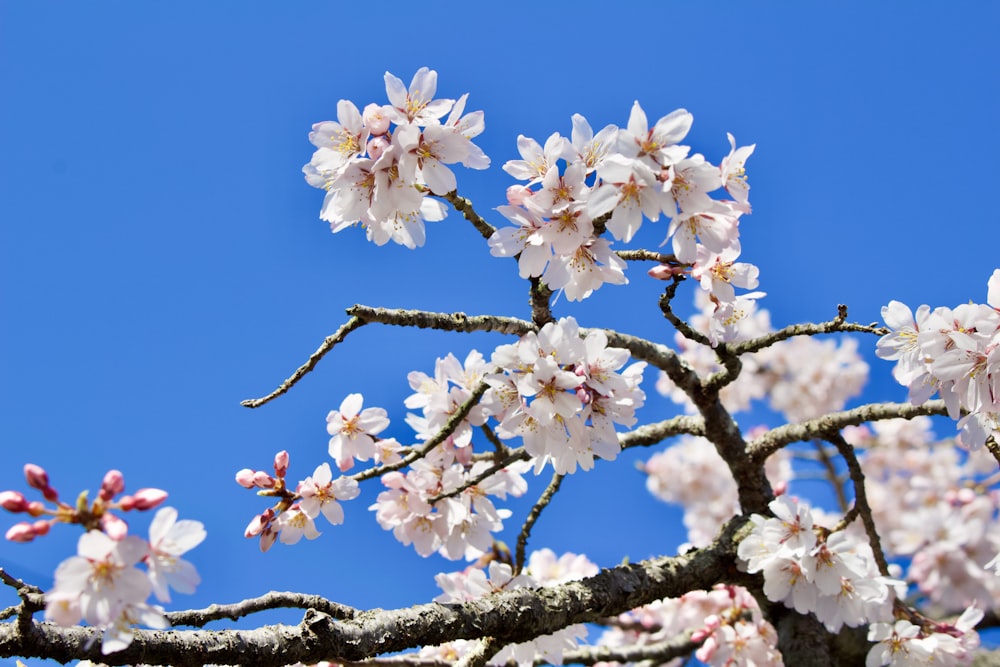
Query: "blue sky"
2 1 999 658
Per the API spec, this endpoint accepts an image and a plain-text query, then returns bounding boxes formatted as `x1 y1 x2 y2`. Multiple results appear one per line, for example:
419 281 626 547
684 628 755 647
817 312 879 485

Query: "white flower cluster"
46 508 204 654
484 317 646 475
426 549 597 667
739 496 983 667
490 103 759 313
596 586 782 667
371 318 645 560
738 497 898 632
878 269 1000 448
850 418 1000 611
303 67 489 248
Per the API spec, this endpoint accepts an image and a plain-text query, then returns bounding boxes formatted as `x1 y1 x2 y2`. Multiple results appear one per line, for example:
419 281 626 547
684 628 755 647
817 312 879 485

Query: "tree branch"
438 190 497 240
727 304 887 356
241 316 367 408
0 522 744 666
747 400 949 462
164 591 358 627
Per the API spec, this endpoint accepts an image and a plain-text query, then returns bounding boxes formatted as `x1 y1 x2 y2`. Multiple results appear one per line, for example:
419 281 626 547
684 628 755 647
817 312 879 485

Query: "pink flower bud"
363 103 390 135
366 135 390 161
31 520 50 537
0 491 29 513
99 469 126 501
648 265 685 280
5 521 36 542
235 468 257 489
27 501 45 517
253 471 275 489
101 513 129 540
23 464 52 496
119 488 168 511
244 508 274 538
273 450 289 478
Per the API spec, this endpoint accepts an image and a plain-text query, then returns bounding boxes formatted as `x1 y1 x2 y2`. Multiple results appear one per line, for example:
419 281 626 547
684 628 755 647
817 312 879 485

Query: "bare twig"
346 305 535 337
728 304 887 356
748 400 949 462
659 278 712 348
615 249 678 264
353 380 493 482
824 431 890 576
430 451 531 505
241 316 366 408
165 591 358 627
438 190 497 240
618 415 706 449
812 440 849 514
557 631 701 665
515 472 564 574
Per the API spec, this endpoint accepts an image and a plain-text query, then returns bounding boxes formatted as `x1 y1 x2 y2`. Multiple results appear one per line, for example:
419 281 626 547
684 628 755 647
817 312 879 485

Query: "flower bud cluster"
303 67 489 249
3 464 168 543
3 465 205 655
236 450 360 552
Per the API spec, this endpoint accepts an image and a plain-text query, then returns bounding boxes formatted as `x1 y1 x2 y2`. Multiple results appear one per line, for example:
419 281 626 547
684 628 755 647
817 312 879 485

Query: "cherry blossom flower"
145 507 205 603
383 67 454 126
297 462 360 526
327 393 390 470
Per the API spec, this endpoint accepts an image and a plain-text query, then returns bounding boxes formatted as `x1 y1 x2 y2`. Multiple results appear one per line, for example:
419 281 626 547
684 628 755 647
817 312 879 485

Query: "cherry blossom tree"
4 67 1000 667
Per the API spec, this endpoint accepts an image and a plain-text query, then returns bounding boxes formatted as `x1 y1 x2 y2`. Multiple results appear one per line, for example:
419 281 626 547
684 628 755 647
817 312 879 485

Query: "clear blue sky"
2 1 999 658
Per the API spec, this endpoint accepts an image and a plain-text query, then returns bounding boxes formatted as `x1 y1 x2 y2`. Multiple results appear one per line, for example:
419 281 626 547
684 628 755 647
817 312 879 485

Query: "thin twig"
812 440 849 514
557 631 701 666
430 451 531 505
353 380 492 483
241 316 366 408
728 304 887 356
515 472 564 574
438 190 497 240
748 400 949 462
824 431 890 576
659 278 712 348
615 249 677 263
165 591 357 627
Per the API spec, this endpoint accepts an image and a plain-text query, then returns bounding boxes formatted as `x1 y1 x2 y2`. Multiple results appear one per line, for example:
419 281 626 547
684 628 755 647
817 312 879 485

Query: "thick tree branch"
0 523 744 666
